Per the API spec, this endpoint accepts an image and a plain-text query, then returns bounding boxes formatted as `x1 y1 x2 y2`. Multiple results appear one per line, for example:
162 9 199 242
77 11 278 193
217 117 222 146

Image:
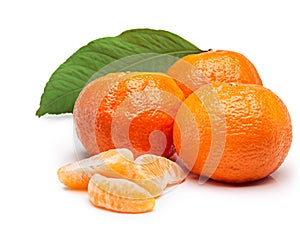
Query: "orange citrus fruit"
73 72 185 157
57 148 185 196
173 82 292 183
167 50 262 97
88 174 155 213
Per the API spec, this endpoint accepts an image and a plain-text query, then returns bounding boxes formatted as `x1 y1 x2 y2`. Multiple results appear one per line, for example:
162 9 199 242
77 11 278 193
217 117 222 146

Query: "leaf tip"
35 107 44 117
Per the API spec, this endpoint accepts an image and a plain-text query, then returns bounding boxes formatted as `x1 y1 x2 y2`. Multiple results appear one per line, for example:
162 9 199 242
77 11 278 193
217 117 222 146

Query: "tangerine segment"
57 148 133 189
58 147 185 196
135 154 186 185
88 174 155 213
126 154 185 197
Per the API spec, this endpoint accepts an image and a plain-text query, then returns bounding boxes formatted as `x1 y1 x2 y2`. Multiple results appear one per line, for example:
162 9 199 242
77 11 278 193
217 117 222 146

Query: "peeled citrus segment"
88 174 155 213
57 148 185 197
131 175 167 198
135 154 186 185
57 148 133 189
130 154 185 197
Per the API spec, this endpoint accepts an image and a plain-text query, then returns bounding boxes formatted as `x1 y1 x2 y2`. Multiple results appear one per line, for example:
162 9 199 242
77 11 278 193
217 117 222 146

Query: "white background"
1 0 299 250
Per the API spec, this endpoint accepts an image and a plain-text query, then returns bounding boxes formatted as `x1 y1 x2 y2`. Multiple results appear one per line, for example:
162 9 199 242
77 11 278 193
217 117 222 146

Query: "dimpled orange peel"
173 82 292 183
73 72 185 158
167 50 262 97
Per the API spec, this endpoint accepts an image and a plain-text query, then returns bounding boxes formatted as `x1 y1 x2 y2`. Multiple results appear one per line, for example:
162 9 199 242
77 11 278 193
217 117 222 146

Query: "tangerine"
167 50 262 97
73 72 185 157
173 82 292 183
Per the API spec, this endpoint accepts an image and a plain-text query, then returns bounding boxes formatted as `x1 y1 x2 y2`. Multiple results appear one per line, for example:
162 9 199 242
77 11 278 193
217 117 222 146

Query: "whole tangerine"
167 50 262 97
173 82 292 183
74 72 185 158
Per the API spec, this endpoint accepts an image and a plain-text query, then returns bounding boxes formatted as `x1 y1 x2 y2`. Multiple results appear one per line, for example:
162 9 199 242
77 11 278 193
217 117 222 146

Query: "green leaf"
36 28 206 117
